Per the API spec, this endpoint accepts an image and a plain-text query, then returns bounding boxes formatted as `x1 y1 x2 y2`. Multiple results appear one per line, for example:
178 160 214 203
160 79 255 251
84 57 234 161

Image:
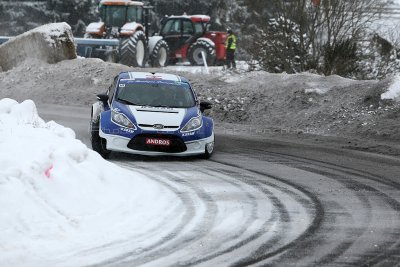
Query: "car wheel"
90 119 111 159
150 39 169 67
201 140 214 159
119 31 148 67
188 40 216 66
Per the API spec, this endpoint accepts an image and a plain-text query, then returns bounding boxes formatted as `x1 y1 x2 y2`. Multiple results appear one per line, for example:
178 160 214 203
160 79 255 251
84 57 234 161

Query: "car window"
108 76 118 103
116 81 195 108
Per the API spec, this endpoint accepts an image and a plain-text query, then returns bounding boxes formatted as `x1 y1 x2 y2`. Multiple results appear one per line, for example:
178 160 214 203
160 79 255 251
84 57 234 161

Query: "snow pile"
381 75 400 101
0 23 76 72
304 88 327 95
0 99 178 266
18 22 73 45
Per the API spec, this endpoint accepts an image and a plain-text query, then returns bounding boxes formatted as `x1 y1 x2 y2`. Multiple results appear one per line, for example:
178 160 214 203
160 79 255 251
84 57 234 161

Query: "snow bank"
381 75 400 101
0 99 178 266
0 23 76 72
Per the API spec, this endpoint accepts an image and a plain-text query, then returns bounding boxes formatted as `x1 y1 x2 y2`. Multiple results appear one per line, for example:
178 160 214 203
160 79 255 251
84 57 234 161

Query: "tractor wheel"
188 40 216 66
150 40 169 67
119 31 148 67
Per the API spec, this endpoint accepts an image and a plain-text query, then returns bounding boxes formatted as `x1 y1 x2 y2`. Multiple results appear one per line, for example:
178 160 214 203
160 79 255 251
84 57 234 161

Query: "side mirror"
200 101 212 113
97 93 108 103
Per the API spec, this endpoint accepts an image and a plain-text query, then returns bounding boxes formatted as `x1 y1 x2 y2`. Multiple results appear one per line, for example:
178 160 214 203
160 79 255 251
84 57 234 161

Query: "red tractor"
159 15 228 66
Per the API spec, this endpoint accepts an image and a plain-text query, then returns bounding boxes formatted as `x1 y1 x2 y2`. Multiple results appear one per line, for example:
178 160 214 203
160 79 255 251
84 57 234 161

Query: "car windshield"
116 81 196 108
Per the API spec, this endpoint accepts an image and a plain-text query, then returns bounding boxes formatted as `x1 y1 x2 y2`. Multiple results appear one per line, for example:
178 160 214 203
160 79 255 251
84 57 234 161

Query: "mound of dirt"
0 23 76 71
0 58 399 146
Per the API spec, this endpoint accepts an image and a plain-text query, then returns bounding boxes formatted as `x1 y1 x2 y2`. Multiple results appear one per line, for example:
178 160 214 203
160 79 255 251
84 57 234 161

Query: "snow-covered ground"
0 99 180 266
381 74 400 100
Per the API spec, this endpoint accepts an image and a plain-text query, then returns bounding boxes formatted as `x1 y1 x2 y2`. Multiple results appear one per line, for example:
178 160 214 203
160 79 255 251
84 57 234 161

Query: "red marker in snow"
45 165 53 179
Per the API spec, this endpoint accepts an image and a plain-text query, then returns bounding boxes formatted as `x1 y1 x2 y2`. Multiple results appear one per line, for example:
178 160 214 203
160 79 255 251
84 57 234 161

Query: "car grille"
127 134 187 153
138 124 179 129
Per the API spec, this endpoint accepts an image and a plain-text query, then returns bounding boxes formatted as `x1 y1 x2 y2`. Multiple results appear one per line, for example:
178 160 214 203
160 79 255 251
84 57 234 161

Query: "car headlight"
181 116 203 132
111 110 136 129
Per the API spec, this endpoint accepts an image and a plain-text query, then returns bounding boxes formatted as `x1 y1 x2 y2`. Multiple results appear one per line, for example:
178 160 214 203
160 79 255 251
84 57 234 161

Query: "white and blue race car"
90 71 214 159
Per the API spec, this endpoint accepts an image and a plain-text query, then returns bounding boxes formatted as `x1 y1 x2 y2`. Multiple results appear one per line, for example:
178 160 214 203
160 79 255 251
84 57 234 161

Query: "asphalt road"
39 104 400 267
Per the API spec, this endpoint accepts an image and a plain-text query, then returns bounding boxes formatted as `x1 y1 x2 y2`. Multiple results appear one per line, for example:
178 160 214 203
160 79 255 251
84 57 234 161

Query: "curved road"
39 104 400 266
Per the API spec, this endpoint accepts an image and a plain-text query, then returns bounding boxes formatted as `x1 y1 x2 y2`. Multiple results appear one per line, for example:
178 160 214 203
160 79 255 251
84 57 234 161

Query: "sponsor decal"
145 138 171 146
182 132 195 137
146 75 163 80
139 106 174 110
120 127 135 133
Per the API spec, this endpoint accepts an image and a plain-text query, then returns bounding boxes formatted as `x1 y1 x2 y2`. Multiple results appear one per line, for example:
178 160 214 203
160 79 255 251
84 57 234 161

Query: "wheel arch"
91 101 104 123
202 116 214 138
120 22 145 37
196 37 215 47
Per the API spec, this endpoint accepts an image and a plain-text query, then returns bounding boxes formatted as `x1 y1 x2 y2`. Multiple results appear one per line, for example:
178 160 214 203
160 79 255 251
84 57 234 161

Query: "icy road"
38 104 400 266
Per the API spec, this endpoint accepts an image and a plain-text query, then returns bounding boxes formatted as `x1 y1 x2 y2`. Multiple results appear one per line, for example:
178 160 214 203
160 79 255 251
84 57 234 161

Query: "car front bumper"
99 129 214 156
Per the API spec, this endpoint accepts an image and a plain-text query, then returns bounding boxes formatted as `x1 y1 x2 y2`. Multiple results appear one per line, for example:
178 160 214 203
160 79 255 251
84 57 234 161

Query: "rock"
0 23 76 71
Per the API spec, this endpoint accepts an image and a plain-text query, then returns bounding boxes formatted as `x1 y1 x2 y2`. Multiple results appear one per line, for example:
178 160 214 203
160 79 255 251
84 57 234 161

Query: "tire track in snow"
99 163 219 267
97 160 317 267
84 147 400 266
213 149 400 266
207 159 323 267
250 150 400 266
84 165 197 266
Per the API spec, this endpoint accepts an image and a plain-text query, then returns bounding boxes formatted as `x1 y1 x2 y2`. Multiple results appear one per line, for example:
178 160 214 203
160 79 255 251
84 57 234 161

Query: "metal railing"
0 36 120 46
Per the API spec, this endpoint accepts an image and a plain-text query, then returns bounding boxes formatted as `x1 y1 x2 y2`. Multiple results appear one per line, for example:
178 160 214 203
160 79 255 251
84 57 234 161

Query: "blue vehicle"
90 71 214 159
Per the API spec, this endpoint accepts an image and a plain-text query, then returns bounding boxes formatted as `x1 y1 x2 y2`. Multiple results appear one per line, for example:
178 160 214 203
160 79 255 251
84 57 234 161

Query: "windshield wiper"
117 98 137 105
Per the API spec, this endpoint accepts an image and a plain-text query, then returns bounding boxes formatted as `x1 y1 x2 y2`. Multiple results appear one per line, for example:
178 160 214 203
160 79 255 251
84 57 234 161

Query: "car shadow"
108 152 204 163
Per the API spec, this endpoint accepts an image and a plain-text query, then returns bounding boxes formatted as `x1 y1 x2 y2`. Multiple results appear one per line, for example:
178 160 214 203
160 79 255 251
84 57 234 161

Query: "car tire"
201 139 214 159
150 39 169 67
188 40 216 66
90 119 111 159
119 31 147 67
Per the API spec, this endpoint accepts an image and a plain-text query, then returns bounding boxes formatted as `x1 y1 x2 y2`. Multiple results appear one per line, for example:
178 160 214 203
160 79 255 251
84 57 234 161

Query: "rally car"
90 71 214 159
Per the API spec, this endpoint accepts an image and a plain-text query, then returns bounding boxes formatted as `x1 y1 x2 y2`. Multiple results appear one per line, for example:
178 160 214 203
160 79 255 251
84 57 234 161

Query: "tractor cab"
160 15 209 57
99 1 144 28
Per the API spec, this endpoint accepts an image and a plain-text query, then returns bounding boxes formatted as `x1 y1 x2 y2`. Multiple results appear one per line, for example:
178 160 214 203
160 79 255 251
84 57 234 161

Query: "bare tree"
246 0 388 76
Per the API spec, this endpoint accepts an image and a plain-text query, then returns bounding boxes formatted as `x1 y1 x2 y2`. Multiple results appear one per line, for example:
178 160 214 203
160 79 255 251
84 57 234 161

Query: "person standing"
225 29 237 69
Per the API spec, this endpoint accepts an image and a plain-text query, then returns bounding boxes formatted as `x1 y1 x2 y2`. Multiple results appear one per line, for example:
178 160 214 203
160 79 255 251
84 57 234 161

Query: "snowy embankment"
381 74 400 101
0 23 76 72
0 99 178 266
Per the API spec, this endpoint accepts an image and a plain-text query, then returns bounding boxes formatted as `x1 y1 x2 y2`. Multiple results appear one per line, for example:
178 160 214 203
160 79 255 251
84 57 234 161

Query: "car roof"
118 72 189 83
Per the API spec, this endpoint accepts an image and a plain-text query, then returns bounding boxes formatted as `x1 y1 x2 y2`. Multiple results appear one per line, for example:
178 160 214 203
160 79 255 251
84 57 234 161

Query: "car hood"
128 106 186 127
